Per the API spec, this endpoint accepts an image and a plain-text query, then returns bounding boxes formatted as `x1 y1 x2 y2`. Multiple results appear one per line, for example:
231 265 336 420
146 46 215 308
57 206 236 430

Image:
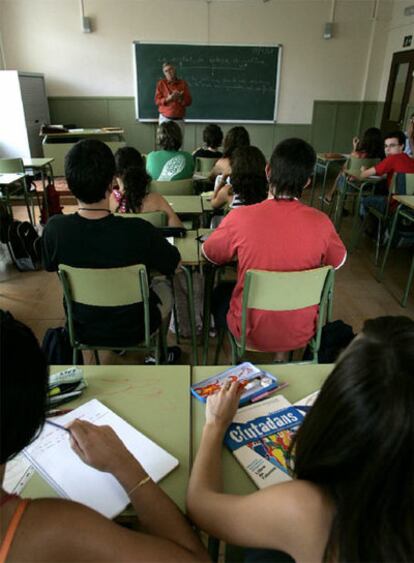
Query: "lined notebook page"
24 399 179 518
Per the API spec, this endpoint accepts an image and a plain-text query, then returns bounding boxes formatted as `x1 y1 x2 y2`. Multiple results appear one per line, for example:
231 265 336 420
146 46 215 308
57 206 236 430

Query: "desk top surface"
23 365 191 511
43 128 124 138
393 195 414 210
174 230 201 265
316 153 348 163
23 158 54 167
191 363 334 495
0 173 25 184
165 195 203 214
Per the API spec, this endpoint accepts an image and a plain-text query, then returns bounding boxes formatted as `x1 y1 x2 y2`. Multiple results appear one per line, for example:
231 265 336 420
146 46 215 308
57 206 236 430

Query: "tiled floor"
1 195 413 366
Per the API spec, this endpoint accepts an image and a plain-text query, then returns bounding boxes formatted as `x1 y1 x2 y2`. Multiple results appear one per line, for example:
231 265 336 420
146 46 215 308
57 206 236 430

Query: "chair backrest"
58 264 151 346
0 158 24 174
195 157 218 174
150 179 194 196
239 266 335 357
115 211 168 227
393 173 414 196
345 157 380 177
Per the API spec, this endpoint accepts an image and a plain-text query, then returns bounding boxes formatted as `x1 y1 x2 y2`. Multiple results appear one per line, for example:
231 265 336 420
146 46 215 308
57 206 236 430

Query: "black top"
193 148 223 160
42 213 180 346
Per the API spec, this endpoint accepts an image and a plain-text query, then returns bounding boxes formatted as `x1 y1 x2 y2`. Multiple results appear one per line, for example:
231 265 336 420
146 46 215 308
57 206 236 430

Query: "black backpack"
41 327 83 365
303 320 355 363
7 221 41 271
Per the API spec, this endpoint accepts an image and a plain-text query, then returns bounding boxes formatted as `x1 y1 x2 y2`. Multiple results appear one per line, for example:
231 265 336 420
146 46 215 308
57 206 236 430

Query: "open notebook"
23 399 179 518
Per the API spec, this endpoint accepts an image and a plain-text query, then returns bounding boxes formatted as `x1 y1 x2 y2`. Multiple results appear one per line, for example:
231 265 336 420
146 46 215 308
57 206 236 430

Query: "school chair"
115 211 168 228
350 173 414 265
216 266 334 365
150 179 194 196
377 174 414 307
195 157 218 176
330 157 381 231
0 157 40 225
58 264 166 365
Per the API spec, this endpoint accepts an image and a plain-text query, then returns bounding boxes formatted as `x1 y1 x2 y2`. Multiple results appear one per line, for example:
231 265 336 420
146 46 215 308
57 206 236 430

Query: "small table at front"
191 363 333 495
310 153 347 208
22 365 192 512
0 173 28 219
23 158 55 220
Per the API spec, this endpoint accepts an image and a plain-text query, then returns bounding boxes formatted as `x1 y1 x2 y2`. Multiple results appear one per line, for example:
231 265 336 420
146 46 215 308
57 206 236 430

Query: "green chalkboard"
134 43 281 123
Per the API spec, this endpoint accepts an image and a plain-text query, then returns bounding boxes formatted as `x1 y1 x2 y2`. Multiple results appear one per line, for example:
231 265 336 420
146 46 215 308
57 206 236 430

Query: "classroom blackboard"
133 43 281 123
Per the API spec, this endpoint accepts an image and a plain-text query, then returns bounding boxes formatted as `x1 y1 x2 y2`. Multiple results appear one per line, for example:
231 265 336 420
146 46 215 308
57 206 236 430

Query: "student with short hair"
203 138 346 359
146 121 194 182
360 130 414 216
0 311 209 563
42 139 180 353
193 124 223 159
112 146 183 227
187 315 414 562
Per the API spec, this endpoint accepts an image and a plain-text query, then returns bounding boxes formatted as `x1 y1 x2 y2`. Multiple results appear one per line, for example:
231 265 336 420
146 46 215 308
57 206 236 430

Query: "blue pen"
45 419 71 433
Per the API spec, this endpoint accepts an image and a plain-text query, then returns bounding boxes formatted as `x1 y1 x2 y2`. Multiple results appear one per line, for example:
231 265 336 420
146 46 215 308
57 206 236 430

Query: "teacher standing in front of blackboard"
155 62 192 131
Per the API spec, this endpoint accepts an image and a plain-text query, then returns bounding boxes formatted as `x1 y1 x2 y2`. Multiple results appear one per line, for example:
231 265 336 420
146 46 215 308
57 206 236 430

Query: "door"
381 50 414 133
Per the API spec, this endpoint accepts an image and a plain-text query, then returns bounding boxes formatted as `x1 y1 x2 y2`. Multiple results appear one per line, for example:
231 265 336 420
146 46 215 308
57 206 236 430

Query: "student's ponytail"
123 166 151 213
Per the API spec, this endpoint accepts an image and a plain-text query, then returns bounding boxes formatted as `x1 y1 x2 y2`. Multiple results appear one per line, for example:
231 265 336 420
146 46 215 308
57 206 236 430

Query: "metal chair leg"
94 350 100 365
402 253 414 308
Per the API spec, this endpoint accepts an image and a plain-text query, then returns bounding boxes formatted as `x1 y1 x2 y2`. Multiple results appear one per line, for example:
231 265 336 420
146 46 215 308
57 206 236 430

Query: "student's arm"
360 165 376 179
151 193 184 228
210 180 232 210
187 383 330 557
202 214 237 265
323 222 347 270
41 218 60 271
145 223 181 274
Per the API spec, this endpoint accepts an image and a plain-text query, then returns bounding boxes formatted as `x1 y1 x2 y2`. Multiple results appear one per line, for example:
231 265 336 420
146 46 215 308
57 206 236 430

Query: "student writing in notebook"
187 316 414 562
0 311 209 563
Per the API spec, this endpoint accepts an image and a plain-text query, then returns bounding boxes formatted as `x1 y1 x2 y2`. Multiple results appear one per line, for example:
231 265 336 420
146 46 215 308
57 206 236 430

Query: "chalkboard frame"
133 41 282 124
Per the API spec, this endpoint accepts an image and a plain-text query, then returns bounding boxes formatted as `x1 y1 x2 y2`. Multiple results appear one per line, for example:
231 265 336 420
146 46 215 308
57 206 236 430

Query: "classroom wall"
0 0 412 156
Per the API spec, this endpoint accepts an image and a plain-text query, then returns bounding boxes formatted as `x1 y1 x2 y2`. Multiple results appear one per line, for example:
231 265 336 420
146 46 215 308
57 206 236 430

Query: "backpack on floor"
7 221 41 271
40 180 63 225
41 326 83 365
303 320 355 363
0 202 13 244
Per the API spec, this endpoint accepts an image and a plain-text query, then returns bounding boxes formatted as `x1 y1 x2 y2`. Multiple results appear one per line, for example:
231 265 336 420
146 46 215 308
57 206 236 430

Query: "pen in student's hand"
47 408 73 417
45 420 71 433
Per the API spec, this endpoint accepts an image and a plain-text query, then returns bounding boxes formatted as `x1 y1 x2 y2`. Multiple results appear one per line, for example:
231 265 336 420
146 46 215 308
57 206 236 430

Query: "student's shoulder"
43 213 76 233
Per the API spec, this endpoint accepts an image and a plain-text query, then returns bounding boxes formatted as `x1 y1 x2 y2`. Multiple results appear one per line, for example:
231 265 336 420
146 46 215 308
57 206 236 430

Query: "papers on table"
4 454 34 494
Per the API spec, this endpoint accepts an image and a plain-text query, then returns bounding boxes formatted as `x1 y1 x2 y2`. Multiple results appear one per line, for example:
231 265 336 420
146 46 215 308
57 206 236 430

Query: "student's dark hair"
115 147 151 212
269 138 316 198
64 139 115 204
230 146 268 205
357 127 384 159
203 124 223 149
222 126 250 158
0 311 48 464
291 315 414 562
157 121 182 151
384 130 406 147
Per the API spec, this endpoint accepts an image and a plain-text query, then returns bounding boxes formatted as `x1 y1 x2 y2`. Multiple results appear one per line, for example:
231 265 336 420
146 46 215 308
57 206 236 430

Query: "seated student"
359 130 414 217
193 124 223 160
202 138 346 361
187 315 414 562
146 121 194 182
112 146 183 228
0 311 209 563
210 146 268 210
42 139 180 358
405 113 414 157
323 127 384 204
209 126 250 181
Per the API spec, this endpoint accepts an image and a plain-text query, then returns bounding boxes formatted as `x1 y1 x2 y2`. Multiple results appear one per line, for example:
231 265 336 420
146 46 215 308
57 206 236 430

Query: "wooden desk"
23 158 55 220
42 129 125 176
23 365 191 511
310 153 347 208
378 195 414 307
191 364 333 495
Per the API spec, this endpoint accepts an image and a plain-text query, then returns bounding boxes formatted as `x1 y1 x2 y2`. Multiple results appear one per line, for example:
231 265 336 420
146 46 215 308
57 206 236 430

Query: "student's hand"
360 165 366 172
352 136 359 150
205 380 243 432
69 419 137 474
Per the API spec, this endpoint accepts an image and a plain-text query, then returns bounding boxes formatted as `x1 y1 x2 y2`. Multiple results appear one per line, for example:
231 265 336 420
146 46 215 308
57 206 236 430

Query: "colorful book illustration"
191 362 284 406
224 395 305 489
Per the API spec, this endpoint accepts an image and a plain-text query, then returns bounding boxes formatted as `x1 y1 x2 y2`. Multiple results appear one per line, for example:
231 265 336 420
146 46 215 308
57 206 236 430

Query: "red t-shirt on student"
375 153 414 187
203 199 347 352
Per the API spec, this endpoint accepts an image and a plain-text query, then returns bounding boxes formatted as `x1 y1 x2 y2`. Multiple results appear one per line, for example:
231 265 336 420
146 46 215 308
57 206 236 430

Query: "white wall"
0 0 402 123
